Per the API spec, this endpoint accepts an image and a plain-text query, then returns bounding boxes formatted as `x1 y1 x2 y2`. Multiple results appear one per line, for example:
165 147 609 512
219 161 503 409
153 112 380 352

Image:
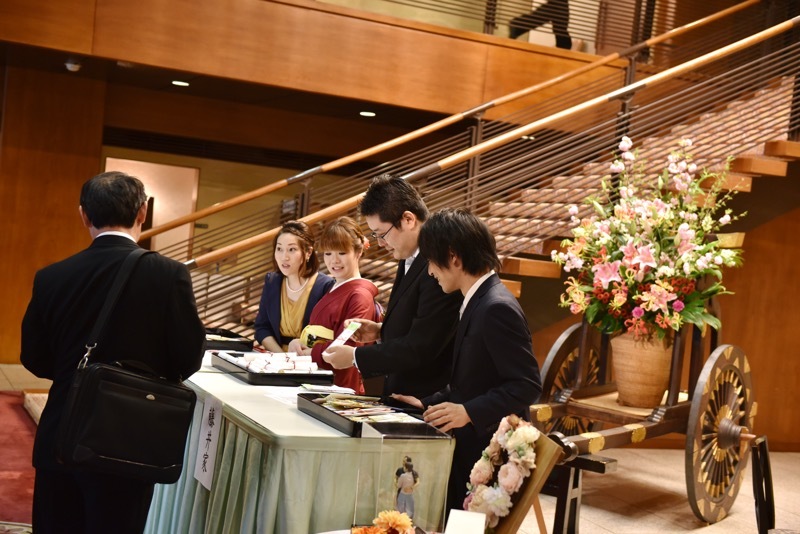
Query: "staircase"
177 15 800 338
494 76 799 283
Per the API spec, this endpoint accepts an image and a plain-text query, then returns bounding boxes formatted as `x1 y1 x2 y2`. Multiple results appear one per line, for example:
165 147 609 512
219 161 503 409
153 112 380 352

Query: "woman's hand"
287 338 308 354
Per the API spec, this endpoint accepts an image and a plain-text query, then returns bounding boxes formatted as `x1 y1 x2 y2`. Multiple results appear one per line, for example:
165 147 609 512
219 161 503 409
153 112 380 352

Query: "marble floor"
3 364 798 533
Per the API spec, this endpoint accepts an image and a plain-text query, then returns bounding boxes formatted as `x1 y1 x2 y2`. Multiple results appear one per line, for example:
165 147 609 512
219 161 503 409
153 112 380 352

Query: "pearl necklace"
285 277 310 293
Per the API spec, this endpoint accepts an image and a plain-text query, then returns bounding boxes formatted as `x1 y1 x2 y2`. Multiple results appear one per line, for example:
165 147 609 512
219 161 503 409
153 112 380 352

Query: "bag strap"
79 247 153 369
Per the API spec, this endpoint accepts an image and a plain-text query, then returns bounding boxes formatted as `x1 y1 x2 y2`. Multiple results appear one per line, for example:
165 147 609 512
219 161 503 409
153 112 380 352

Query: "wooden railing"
141 0 762 244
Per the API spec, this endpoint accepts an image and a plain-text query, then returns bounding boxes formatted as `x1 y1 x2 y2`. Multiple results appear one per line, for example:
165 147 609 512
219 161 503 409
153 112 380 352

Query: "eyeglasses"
370 226 394 241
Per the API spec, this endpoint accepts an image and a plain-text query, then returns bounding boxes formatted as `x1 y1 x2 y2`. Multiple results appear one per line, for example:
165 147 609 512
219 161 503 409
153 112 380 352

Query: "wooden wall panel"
0 0 95 53
92 0 487 114
482 45 625 122
2 0 614 118
103 86 413 158
716 207 800 451
0 66 106 363
91 0 610 116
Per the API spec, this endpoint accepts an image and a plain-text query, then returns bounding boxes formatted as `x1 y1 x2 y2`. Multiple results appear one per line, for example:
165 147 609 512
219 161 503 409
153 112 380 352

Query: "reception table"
144 356 454 534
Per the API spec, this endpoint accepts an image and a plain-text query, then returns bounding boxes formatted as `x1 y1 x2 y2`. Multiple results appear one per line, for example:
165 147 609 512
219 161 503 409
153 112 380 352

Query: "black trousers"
32 468 155 534
509 0 572 50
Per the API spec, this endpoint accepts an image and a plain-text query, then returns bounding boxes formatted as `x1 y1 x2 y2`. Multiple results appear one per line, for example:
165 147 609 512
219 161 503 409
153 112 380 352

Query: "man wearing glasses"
322 174 462 400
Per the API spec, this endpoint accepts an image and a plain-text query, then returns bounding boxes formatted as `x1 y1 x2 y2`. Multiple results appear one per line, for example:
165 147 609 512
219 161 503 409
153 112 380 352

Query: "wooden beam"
730 156 788 176
700 172 752 193
764 140 800 160
500 278 522 298
501 257 561 278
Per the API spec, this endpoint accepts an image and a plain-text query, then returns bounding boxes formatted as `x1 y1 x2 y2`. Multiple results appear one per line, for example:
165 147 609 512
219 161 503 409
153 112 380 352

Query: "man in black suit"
322 174 462 399
393 208 542 513
21 171 206 533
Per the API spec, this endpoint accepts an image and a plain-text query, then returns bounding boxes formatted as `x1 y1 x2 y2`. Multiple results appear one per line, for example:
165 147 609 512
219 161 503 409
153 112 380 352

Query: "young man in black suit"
322 174 462 399
21 171 206 533
393 208 542 514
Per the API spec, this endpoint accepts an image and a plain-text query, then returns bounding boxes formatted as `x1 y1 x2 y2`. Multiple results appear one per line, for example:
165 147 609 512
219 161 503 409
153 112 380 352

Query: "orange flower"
373 510 414 534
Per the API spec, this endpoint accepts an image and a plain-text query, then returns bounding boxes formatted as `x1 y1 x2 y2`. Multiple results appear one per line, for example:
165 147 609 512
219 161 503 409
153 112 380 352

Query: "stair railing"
142 0 761 245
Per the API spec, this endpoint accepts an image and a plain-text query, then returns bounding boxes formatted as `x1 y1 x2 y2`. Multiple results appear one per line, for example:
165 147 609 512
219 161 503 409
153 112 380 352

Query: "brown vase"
610 331 673 408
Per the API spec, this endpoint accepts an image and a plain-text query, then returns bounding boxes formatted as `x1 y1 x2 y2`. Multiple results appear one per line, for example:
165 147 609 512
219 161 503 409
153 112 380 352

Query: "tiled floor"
520 445 800 533
2 364 798 533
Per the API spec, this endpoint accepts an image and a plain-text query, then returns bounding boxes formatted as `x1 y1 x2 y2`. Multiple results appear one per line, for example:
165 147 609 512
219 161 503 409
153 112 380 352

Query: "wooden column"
0 64 106 362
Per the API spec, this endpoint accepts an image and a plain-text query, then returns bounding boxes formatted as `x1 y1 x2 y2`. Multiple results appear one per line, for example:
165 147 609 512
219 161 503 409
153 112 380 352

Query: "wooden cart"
532 318 756 531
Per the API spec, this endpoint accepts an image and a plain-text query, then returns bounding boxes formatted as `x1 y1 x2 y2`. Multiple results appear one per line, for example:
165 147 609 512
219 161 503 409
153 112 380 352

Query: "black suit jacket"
422 274 542 510
21 235 206 470
355 256 462 398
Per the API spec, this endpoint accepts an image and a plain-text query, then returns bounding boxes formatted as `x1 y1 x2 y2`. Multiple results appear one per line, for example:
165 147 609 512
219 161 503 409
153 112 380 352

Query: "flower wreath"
464 414 541 529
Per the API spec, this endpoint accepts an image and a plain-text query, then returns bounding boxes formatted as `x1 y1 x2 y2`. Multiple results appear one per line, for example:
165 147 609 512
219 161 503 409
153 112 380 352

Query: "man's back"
21 235 205 470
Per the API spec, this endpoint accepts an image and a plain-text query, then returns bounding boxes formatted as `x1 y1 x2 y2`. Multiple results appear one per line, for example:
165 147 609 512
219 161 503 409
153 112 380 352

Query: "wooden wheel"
539 323 602 436
685 344 756 523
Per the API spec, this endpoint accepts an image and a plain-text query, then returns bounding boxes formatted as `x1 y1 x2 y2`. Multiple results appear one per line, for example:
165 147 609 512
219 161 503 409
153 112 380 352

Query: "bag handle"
79 248 153 369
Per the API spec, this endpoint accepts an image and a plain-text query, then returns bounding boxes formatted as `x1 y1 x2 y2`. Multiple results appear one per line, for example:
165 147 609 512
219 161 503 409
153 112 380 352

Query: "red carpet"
0 392 35 524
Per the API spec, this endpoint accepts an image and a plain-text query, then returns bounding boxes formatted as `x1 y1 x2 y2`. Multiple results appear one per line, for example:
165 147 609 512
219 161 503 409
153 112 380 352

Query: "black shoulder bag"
56 248 197 484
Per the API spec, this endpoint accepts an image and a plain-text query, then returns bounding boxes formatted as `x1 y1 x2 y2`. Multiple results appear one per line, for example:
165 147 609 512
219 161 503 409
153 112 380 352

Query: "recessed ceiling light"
359 111 376 117
172 80 190 87
521 135 535 140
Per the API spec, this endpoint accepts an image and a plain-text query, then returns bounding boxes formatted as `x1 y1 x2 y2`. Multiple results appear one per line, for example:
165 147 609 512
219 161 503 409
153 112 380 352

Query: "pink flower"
463 493 473 511
619 136 633 152
621 239 638 267
672 300 685 312
469 457 494 487
719 214 731 225
484 437 503 464
592 260 622 289
610 160 625 173
632 306 644 318
639 284 677 313
498 462 526 495
632 245 657 270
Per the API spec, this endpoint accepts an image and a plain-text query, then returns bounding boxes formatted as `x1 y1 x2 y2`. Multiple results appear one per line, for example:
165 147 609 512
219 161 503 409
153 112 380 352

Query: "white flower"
719 214 731 225
610 160 626 173
619 136 633 152
505 425 540 453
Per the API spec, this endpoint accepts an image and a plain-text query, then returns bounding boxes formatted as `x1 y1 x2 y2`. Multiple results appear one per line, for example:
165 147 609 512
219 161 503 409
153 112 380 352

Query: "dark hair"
359 174 429 226
272 220 319 278
418 208 501 276
79 171 148 229
318 216 366 254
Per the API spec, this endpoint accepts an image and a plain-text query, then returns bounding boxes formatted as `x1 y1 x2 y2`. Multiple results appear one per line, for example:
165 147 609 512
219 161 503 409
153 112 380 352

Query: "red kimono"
308 278 379 394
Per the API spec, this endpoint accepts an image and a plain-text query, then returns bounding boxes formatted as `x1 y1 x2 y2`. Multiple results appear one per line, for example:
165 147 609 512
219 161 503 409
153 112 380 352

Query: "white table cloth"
144 356 453 534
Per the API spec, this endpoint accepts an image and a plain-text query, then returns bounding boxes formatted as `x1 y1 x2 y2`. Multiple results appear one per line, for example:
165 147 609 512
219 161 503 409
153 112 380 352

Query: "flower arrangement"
464 414 541 530
352 510 414 534
551 137 745 341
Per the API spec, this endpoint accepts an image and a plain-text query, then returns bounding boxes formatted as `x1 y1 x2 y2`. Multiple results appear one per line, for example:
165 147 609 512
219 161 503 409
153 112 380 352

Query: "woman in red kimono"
289 216 378 394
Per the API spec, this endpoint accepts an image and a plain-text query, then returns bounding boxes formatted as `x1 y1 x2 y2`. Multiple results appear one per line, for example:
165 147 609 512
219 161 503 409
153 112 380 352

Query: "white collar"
460 270 495 318
95 231 136 242
330 277 361 292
